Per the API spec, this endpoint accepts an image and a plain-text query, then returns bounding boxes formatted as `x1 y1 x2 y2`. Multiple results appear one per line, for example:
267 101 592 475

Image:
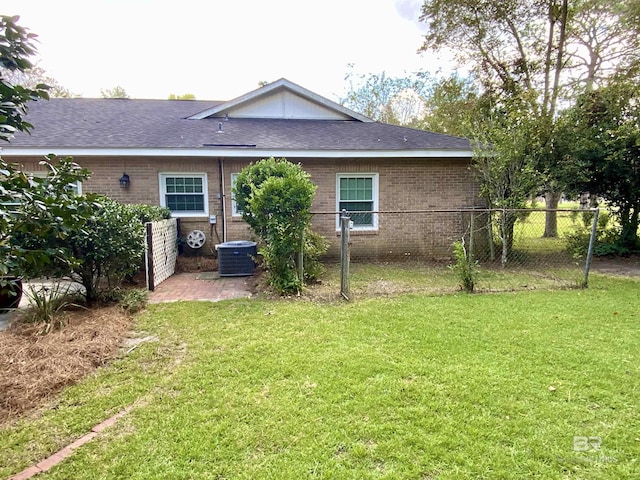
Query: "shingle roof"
6 97 471 153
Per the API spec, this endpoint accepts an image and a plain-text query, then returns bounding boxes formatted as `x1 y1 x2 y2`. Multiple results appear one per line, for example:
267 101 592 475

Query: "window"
29 171 82 194
336 174 378 230
230 173 242 216
1 173 82 213
159 173 208 216
69 181 82 195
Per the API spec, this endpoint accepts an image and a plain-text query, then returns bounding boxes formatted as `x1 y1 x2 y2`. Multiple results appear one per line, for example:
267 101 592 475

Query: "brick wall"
10 155 481 260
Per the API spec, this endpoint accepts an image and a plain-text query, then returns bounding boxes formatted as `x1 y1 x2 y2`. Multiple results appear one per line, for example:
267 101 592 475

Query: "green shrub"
128 204 172 224
100 287 148 314
233 158 327 294
303 228 330 281
66 198 146 301
2 156 97 281
3 159 158 304
449 239 479 293
569 209 610 230
119 288 148 314
565 210 629 257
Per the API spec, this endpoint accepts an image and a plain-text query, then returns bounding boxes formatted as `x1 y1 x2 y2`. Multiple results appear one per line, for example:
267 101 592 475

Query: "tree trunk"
619 205 640 250
543 191 562 238
499 210 517 267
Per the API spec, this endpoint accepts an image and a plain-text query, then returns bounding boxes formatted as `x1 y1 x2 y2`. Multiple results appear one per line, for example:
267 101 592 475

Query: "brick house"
2 78 481 259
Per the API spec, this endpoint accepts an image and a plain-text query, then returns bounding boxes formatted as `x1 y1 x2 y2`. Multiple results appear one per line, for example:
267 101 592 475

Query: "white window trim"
336 173 379 231
230 173 242 217
29 171 82 194
159 172 209 217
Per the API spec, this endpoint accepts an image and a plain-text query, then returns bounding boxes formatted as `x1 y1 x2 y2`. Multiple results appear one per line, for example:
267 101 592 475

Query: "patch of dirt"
174 254 218 273
0 305 133 425
590 254 640 277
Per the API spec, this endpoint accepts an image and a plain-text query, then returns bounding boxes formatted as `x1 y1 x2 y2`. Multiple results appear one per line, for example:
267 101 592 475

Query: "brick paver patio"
147 272 254 303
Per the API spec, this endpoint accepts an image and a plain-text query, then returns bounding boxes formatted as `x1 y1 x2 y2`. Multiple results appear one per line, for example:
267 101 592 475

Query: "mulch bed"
0 306 132 425
0 256 224 426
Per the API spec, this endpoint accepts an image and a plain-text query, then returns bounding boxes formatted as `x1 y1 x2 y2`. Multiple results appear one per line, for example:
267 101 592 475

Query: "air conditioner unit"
217 240 257 276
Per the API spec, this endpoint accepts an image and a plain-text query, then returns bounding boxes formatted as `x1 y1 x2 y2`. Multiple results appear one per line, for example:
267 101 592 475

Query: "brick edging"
8 406 133 480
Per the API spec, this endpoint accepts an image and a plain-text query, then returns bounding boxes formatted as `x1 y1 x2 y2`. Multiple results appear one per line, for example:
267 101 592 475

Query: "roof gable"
188 78 373 122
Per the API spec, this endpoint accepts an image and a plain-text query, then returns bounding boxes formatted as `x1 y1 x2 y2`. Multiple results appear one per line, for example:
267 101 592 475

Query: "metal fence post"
468 210 475 263
298 229 304 284
340 211 351 300
583 208 599 287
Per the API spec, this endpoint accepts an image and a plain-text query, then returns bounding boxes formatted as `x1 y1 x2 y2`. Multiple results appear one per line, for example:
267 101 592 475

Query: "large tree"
559 75 640 249
416 75 480 137
418 0 638 237
340 68 430 124
0 64 74 98
340 69 483 138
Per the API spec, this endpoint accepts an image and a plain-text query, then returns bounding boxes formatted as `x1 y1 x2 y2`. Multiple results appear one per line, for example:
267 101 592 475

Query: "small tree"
450 239 479 292
65 198 147 301
233 157 327 294
473 93 542 265
7 156 98 280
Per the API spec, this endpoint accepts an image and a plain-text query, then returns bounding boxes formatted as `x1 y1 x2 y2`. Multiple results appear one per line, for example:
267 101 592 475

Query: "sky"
3 0 457 102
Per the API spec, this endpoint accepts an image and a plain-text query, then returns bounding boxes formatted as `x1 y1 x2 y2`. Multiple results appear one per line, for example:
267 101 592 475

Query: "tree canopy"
558 74 640 249
417 0 640 239
0 64 73 98
342 1 639 253
168 93 196 100
100 85 129 99
0 15 49 142
340 68 430 124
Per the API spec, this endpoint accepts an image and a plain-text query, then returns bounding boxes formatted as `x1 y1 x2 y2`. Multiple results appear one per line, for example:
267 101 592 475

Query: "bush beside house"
2 154 171 325
233 157 328 294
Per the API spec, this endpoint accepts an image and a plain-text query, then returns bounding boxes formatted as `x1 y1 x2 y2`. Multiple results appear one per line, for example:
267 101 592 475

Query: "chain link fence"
309 209 599 300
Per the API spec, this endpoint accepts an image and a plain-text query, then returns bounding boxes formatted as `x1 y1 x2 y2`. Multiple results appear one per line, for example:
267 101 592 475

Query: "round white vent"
186 230 206 249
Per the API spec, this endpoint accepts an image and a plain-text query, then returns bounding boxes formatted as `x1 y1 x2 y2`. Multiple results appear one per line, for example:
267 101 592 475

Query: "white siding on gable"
228 90 351 120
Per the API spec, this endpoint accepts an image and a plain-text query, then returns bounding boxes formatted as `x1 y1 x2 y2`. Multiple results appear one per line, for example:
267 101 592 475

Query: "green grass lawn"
513 209 578 252
1 275 639 479
309 262 585 300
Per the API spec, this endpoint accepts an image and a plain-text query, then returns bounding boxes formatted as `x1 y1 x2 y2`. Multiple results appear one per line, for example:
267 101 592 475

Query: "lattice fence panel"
145 218 178 291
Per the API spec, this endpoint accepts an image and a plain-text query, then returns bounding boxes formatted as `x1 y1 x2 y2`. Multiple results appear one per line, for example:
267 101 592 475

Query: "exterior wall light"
119 173 130 188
